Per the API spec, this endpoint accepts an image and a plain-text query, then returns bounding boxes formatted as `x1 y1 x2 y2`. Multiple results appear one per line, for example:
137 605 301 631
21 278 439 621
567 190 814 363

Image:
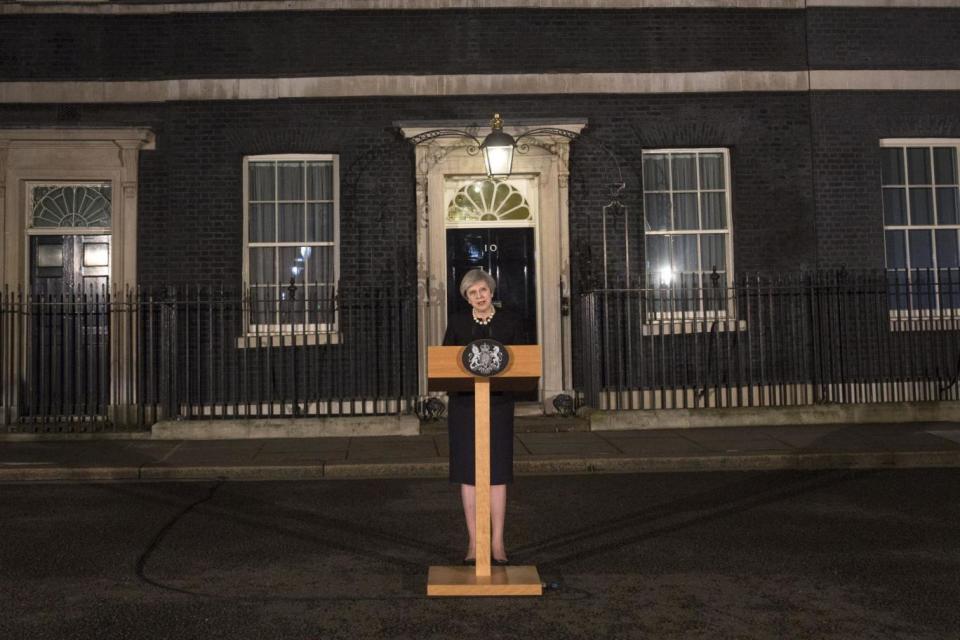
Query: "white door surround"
0 128 155 425
400 120 585 414
0 128 155 292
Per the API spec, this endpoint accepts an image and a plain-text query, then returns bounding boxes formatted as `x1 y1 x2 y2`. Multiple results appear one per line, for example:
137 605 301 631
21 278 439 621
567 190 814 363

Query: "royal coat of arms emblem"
461 339 509 377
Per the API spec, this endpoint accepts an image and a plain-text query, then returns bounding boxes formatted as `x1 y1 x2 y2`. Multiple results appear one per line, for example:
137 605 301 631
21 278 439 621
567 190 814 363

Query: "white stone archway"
400 120 585 414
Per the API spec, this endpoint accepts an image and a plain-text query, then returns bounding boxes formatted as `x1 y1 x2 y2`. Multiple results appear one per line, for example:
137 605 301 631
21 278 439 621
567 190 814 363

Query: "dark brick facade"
811 91 960 270
1 92 821 291
808 9 960 70
1 5 958 290
0 9 806 81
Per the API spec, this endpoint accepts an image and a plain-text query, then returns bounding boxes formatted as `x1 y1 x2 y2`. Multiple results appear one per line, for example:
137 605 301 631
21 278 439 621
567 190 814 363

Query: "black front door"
27 235 111 420
31 235 110 294
446 227 537 343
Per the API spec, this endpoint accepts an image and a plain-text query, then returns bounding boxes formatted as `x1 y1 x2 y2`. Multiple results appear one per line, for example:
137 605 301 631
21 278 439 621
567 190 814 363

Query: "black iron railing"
0 286 418 432
577 270 960 410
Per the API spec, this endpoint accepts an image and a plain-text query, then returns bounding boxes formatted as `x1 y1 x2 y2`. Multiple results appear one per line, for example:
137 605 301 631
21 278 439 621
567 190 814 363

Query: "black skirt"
447 392 515 485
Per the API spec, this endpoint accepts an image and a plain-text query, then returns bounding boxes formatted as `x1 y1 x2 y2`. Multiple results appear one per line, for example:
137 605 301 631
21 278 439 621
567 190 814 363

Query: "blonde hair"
459 268 497 300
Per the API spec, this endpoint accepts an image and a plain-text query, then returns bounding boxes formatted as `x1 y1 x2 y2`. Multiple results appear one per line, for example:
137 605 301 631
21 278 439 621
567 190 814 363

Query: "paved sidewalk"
2 421 960 482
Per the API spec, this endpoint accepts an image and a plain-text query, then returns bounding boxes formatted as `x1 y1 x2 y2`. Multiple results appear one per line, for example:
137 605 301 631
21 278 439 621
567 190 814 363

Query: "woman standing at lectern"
443 268 528 566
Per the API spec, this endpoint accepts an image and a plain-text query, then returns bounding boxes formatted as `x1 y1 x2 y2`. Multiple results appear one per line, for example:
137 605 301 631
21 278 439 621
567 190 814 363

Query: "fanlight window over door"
29 184 112 230
447 178 532 223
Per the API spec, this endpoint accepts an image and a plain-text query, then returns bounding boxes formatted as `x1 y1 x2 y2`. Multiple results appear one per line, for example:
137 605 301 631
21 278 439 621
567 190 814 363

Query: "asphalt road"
2 470 959 639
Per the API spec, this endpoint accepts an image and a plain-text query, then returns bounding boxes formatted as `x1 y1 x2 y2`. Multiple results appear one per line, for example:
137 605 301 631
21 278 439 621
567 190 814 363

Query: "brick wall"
811 91 960 270
0 9 806 81
0 92 818 290
808 9 960 70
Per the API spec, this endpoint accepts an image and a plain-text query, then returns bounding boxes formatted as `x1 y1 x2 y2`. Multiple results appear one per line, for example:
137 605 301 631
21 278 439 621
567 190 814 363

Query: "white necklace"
472 307 495 326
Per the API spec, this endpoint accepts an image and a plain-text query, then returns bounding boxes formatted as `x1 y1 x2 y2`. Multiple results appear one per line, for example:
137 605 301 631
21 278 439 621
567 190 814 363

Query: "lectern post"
425 344 542 597
474 376 492 578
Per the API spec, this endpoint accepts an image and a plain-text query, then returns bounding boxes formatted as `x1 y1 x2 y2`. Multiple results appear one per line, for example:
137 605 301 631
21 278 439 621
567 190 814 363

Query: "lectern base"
427 565 542 597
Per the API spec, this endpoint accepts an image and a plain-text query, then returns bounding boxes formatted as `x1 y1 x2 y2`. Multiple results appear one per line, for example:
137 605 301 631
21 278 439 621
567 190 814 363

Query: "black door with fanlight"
28 235 111 419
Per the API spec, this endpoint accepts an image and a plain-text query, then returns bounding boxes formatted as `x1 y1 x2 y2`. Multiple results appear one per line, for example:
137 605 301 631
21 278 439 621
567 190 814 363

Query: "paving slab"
258 438 351 453
680 431 792 454
759 425 847 448
598 435 714 457
345 437 439 461
515 434 621 456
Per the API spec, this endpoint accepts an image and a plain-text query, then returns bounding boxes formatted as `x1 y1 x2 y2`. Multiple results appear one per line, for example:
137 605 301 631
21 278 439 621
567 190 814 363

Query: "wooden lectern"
426 344 543 597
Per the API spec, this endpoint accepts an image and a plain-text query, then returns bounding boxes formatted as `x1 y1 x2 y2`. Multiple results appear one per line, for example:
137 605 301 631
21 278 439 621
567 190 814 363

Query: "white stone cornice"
2 71 960 105
806 1 960 6
2 1 806 16
810 70 960 91
0 72 812 104
5 0 960 15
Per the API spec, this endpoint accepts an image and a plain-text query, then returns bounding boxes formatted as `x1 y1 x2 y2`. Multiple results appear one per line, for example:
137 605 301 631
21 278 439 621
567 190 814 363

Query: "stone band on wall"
5 1 959 16
3 71 960 104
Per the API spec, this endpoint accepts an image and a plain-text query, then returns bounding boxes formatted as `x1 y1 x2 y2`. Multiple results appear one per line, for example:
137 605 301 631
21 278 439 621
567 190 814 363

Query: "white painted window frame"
241 153 340 339
880 138 960 326
642 147 736 327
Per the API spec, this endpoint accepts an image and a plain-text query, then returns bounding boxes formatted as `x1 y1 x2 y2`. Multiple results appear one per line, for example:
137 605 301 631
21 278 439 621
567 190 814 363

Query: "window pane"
936 229 959 268
882 188 907 225
642 155 669 191
885 231 907 269
251 286 276 325
701 192 726 229
249 247 275 285
700 234 726 273
705 272 727 311
277 162 304 200
911 268 936 310
307 203 335 242
940 267 960 310
249 203 276 242
880 147 905 185
278 203 305 242
909 188 933 225
887 269 908 310
645 235 668 276
907 147 931 185
644 194 671 231
677 273 700 303
280 246 306 285
279 282 305 324
933 147 958 184
909 229 933 268
699 154 724 189
672 235 698 273
671 154 697 190
674 193 698 230
307 162 334 200
308 246 335 285
936 187 959 225
248 162 275 201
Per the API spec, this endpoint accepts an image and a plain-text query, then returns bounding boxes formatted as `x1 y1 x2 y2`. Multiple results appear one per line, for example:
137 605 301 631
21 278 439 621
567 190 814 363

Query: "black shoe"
492 558 510 566
462 558 475 566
